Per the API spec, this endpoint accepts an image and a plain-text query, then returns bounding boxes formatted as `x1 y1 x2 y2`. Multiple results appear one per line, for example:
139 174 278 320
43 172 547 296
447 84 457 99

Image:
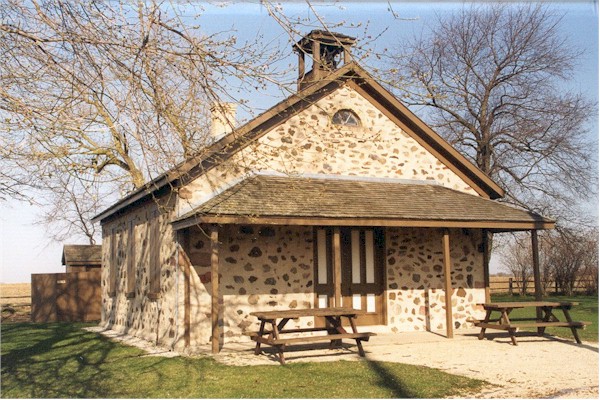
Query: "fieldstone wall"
100 197 185 349
178 85 478 218
185 225 315 345
386 227 486 332
182 224 486 346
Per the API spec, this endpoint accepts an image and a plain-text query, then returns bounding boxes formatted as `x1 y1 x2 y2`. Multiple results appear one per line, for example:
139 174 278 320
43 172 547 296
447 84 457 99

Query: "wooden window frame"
332 109 361 127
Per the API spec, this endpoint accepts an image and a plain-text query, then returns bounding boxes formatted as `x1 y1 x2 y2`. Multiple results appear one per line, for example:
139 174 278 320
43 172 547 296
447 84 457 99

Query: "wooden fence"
31 270 101 323
489 276 596 295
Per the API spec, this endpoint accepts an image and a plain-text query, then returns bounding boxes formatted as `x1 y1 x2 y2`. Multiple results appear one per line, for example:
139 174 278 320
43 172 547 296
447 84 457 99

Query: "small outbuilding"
62 245 102 273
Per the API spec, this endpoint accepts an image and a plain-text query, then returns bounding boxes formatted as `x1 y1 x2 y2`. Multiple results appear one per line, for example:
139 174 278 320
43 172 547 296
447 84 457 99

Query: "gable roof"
92 62 504 223
171 174 552 233
61 245 102 266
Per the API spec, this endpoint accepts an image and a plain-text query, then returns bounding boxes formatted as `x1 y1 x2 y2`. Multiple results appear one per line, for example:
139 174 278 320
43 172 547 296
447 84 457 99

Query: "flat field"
1 283 31 322
1 283 31 301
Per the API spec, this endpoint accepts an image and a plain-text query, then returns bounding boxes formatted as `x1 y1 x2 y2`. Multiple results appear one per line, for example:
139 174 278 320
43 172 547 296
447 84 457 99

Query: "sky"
1 1 598 283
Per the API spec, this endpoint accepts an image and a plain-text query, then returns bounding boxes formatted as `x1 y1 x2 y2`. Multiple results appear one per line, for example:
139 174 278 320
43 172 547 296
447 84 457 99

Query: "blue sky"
1 1 598 282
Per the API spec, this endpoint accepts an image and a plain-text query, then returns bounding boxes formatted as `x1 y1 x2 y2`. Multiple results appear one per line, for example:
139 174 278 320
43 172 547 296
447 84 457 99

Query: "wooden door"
340 228 385 325
314 227 385 326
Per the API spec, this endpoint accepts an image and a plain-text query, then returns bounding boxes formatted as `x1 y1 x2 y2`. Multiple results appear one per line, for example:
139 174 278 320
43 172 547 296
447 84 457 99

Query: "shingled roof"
61 245 102 266
92 61 505 224
172 175 553 232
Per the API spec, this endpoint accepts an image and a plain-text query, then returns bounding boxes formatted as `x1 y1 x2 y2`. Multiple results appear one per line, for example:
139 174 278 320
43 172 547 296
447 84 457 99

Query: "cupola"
293 30 356 90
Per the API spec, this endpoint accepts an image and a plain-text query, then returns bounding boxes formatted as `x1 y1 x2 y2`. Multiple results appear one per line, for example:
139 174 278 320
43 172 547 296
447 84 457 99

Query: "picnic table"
475 301 590 345
248 307 376 364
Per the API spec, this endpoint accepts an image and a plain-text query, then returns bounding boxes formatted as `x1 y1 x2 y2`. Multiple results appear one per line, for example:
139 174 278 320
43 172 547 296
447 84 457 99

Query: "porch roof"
171 175 554 232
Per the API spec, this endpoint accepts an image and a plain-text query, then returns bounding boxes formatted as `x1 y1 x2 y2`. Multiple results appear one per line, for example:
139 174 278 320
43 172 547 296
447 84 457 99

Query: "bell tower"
293 30 356 90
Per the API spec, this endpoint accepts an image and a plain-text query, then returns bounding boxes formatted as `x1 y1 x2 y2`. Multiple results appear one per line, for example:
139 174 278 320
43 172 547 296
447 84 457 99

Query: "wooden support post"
180 232 191 348
482 229 491 303
442 229 454 338
312 39 321 80
297 52 305 90
211 227 220 354
531 230 543 330
343 46 351 64
298 52 305 78
333 227 342 307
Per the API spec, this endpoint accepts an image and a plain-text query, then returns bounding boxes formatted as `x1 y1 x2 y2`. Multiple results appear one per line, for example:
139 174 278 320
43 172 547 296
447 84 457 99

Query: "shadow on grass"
0 322 169 398
363 358 416 398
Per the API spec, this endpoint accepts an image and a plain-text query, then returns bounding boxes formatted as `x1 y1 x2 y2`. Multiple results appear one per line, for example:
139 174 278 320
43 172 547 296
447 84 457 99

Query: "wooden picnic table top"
250 307 363 320
480 301 579 309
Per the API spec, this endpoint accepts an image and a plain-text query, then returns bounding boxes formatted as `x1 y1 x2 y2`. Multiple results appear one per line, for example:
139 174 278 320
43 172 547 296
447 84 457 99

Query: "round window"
332 109 361 127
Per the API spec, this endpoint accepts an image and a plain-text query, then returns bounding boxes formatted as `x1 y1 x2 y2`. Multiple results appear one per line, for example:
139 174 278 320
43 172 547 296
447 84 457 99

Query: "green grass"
490 294 598 342
1 323 487 398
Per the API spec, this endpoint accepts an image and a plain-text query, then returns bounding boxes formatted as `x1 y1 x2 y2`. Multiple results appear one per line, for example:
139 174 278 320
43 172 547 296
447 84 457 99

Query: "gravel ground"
87 327 598 399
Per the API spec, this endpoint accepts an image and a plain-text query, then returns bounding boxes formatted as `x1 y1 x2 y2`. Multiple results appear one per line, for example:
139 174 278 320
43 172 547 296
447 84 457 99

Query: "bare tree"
544 229 593 296
387 3 597 225
500 235 532 296
501 232 554 296
502 228 598 296
580 228 599 295
0 0 288 242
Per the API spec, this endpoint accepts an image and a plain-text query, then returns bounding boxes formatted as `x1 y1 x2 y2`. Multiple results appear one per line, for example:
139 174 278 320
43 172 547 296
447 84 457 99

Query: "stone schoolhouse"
92 31 553 352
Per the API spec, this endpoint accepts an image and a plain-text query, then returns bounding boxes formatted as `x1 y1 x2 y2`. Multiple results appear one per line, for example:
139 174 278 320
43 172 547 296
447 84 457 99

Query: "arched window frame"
331 109 361 127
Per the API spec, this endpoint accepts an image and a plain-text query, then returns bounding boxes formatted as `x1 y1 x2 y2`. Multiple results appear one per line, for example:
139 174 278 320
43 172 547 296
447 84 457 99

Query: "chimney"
210 102 237 140
293 30 356 90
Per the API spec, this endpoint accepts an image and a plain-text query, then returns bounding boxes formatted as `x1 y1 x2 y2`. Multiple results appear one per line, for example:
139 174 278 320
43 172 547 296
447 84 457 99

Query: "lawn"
1 322 486 398
490 294 598 342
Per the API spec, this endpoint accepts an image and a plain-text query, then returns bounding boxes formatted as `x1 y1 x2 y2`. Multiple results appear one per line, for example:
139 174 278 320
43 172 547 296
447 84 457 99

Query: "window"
332 109 361 127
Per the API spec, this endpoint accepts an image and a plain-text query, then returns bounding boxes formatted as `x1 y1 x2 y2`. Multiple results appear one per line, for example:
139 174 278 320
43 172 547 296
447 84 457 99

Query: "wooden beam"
531 230 543 329
333 227 342 307
531 230 542 301
343 46 351 64
312 38 321 79
482 229 491 303
180 233 191 348
172 215 555 232
442 229 454 339
211 226 220 354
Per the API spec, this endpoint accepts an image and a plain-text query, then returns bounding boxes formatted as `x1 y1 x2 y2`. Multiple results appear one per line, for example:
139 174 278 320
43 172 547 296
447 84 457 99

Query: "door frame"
313 226 387 326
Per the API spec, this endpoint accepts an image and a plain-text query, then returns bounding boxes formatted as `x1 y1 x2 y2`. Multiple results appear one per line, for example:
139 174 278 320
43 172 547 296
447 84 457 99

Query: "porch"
171 174 554 353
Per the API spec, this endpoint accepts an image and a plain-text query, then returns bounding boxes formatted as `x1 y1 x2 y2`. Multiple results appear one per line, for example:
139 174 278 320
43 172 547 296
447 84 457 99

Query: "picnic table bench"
248 307 375 364
474 301 591 345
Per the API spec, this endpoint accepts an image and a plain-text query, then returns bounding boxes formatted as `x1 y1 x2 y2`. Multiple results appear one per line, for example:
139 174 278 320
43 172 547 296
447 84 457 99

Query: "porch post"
333 227 342 307
482 229 491 303
442 229 454 338
531 230 543 328
210 226 220 354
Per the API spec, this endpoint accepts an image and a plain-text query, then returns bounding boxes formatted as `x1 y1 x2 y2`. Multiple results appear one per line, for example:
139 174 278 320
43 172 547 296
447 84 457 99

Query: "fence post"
508 278 513 296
